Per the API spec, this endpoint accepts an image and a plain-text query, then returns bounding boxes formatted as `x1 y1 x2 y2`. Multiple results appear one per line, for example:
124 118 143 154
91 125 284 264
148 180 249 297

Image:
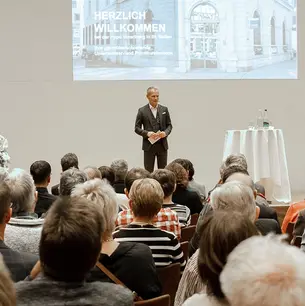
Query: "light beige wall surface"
0 0 303 194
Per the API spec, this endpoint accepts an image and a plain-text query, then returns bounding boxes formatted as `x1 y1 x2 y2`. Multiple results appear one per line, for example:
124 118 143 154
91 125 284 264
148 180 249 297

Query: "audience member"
0 182 38 282
0 254 16 306
30 160 56 217
221 235 305 306
254 182 270 207
59 167 87 196
99 166 115 186
15 196 134 306
83 166 102 180
111 159 128 194
5 169 43 255
51 153 79 196
281 199 305 233
73 179 161 300
181 212 258 306
152 169 191 226
173 159 206 202
166 162 203 215
178 181 259 305
117 168 181 238
113 178 186 271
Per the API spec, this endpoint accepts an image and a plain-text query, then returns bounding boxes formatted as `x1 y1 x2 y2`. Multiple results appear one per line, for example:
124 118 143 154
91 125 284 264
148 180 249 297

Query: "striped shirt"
174 250 204 306
113 224 186 271
162 203 191 226
116 208 181 239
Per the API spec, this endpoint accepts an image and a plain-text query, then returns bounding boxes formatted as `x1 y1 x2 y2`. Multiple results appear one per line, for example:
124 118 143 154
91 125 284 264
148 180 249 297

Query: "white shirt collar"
149 103 158 110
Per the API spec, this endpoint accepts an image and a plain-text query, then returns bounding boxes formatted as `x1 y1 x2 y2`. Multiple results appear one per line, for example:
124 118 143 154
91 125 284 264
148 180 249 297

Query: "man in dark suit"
51 153 79 196
0 181 38 281
30 160 57 217
135 87 172 172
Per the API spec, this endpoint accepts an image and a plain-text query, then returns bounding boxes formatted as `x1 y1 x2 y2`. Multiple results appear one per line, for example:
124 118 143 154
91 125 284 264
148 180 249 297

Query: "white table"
223 129 291 203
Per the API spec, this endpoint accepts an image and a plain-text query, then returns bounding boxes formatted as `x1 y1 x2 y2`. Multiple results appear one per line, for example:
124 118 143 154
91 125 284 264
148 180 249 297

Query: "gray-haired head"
221 163 249 183
83 166 102 180
220 153 248 176
221 235 305 306
59 168 87 196
255 182 265 196
72 178 118 239
5 168 36 214
147 86 159 95
110 159 128 182
210 181 256 222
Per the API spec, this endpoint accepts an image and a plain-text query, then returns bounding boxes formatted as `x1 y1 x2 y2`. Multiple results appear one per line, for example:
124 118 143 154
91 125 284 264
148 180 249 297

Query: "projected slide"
72 0 297 80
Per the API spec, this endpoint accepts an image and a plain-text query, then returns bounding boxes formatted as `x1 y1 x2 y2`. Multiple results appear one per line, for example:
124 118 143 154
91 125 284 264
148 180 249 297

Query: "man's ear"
255 206 260 220
124 188 130 199
173 183 177 193
4 207 12 224
253 190 257 199
47 176 51 184
128 199 133 210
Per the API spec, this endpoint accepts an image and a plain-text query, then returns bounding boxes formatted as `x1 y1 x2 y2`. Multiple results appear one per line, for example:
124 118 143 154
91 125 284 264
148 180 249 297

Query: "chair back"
135 294 170 306
291 236 302 248
180 241 189 262
181 225 196 242
157 263 180 306
190 213 199 226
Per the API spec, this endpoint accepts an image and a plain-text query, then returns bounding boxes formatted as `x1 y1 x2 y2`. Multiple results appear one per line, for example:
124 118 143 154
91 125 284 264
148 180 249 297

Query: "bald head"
226 173 254 191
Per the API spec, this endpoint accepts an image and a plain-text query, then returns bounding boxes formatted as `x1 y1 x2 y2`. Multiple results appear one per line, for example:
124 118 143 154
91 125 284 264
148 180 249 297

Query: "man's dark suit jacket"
256 203 279 224
135 104 172 151
51 184 60 196
0 240 38 282
35 187 57 217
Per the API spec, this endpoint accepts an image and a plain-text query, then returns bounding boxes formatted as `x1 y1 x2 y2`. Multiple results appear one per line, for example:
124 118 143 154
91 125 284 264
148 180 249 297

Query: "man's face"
147 89 159 108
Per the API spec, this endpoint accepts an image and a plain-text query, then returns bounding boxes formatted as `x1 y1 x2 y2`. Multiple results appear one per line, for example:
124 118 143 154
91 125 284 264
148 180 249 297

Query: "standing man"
135 87 172 172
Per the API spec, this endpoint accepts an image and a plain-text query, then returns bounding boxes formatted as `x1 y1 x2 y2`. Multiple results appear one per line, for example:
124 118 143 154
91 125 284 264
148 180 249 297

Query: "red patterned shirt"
116 208 181 239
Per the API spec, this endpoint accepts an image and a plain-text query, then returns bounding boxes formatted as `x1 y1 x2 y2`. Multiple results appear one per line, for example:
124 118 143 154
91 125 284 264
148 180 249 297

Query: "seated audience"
74 179 161 300
152 169 191 226
99 166 115 186
177 181 259 305
111 159 128 194
166 162 203 215
0 182 38 282
59 167 87 196
83 166 102 180
281 199 305 233
254 183 270 207
30 160 56 217
117 168 181 238
113 178 186 271
181 211 258 306
5 169 43 255
51 152 79 195
173 159 206 202
221 235 305 306
15 196 134 306
0 254 16 306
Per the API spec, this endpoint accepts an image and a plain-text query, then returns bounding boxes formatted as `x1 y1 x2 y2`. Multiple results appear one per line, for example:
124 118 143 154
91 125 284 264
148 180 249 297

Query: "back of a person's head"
83 166 102 180
110 159 128 182
30 160 52 185
210 181 256 222
225 154 247 170
198 211 258 299
59 167 87 196
0 182 11 224
72 178 118 236
0 254 15 306
5 168 35 214
255 182 265 196
221 163 249 183
40 196 103 282
165 162 188 189
129 178 163 219
60 153 78 172
124 167 151 192
221 235 305 306
98 166 115 186
172 158 195 181
151 169 176 198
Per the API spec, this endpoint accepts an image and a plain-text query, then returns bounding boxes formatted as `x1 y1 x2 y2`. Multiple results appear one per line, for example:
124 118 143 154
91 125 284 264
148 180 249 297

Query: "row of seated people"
0 150 288 305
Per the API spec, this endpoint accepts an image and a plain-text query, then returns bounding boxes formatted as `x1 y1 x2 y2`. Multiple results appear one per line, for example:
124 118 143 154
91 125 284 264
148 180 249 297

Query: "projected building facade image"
74 0 297 80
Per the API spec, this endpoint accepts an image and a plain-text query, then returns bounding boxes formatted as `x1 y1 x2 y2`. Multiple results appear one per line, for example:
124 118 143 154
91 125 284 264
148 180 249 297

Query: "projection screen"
72 0 297 80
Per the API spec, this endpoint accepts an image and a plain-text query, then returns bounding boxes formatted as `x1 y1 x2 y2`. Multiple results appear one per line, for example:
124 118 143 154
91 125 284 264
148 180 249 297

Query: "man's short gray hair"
59 168 87 196
221 235 305 306
220 153 248 176
72 178 118 235
5 168 35 214
210 181 256 222
110 159 128 181
83 166 102 180
147 86 158 95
